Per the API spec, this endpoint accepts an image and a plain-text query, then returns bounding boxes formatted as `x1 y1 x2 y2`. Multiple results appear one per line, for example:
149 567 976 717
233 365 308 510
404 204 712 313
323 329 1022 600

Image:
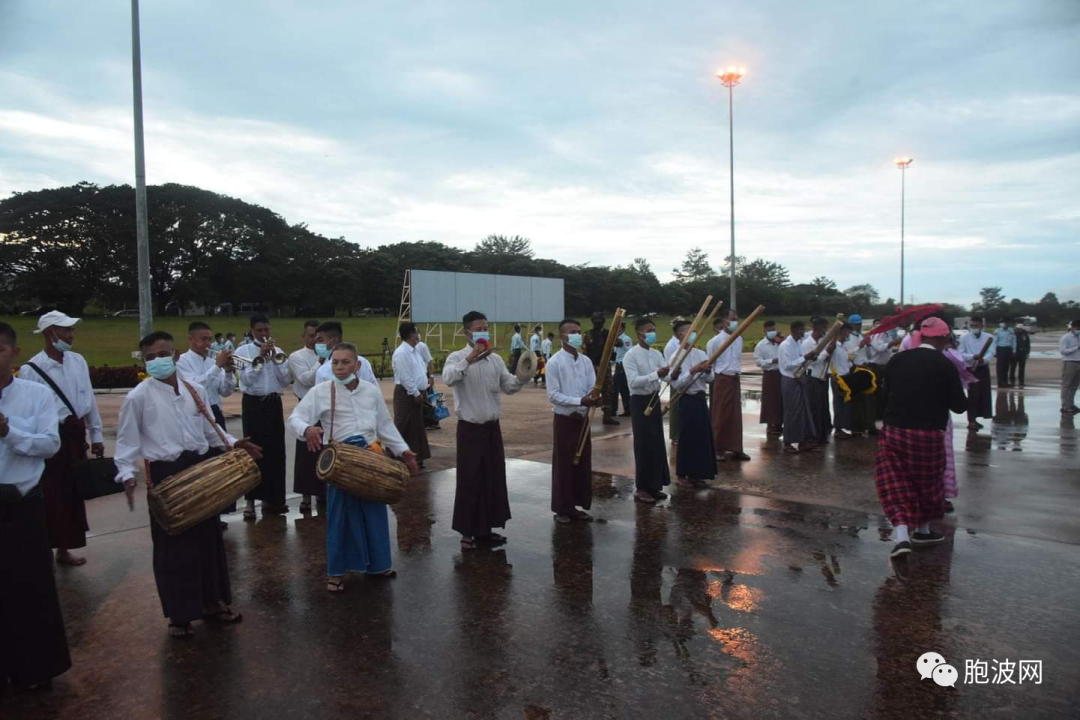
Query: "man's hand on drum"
235 437 264 460
401 449 420 475
303 426 324 453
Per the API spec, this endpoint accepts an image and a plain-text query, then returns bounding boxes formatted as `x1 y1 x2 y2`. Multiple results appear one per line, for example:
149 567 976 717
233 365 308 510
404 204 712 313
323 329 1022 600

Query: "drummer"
114 331 262 638
288 343 419 592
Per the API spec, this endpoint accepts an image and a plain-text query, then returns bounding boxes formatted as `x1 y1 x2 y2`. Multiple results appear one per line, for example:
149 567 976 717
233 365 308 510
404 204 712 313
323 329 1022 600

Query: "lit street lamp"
717 66 745 313
893 156 913 309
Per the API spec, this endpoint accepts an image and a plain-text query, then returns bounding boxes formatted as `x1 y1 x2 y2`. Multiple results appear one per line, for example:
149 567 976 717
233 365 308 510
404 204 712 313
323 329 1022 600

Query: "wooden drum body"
315 442 408 505
148 449 262 535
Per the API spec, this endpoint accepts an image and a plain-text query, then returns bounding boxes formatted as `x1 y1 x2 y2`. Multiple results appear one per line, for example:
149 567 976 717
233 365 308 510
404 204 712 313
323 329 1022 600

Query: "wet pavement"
6 364 1080 718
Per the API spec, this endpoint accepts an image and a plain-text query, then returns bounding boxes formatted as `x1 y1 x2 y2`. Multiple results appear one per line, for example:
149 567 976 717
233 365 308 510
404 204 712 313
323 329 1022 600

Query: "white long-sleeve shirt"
177 349 236 408
1060 331 1080 362
234 341 293 396
288 347 321 399
19 350 104 443
545 349 596 416
0 378 62 496
867 333 894 365
416 341 433 370
831 338 854 376
393 342 429 397
623 344 665 396
959 331 996 367
540 338 553 359
671 347 712 394
801 335 833 380
754 338 780 372
529 334 542 352
287 379 410 456
848 332 870 365
113 377 238 483
707 332 743 376
316 354 378 387
778 335 807 379
442 345 522 423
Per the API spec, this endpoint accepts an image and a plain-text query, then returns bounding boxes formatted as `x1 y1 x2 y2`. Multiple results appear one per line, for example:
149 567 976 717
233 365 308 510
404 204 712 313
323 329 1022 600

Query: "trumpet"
209 340 286 371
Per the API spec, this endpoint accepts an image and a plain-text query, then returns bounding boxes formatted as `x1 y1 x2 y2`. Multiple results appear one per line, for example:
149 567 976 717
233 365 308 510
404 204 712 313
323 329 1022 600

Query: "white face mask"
333 372 357 386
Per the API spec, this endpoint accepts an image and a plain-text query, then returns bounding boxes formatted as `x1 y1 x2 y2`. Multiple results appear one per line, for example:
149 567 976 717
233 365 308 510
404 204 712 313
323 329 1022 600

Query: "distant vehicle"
359 307 393 317
110 309 141 318
213 302 267 317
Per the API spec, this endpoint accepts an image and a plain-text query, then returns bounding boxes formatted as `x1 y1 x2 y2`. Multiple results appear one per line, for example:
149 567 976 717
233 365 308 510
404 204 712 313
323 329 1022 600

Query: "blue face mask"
333 372 357 386
565 333 583 349
766 330 777 340
472 331 490 345
146 356 176 380
315 343 331 359
52 338 73 354
728 320 739 332
687 332 698 344
643 331 657 345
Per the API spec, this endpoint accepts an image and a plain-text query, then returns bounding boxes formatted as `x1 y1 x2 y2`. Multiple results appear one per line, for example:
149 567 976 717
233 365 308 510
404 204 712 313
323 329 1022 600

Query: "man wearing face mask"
623 317 671 504
584 312 620 426
114 331 262 637
670 321 715 488
706 310 751 461
993 319 1016 388
288 343 419 592
753 320 784 436
288 320 323 511
313 321 378 386
443 311 524 549
545 319 602 523
1010 319 1030 388
958 317 995 429
664 318 693 444
19 311 104 567
391 322 432 469
802 317 834 445
779 321 819 454
1061 320 1080 415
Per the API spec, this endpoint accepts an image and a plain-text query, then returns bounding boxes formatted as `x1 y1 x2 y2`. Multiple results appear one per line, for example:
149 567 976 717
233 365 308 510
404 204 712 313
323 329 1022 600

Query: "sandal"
572 510 593 521
460 537 477 550
554 514 572 524
370 569 397 579
635 491 657 504
327 578 346 593
243 507 256 520
169 622 194 638
783 445 800 454
482 532 507 546
299 500 311 512
203 607 243 624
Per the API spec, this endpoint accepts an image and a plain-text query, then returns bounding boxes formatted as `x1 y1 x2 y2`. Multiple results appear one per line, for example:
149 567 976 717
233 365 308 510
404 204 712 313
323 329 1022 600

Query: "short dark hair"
971 316 984 323
547 332 554 338
812 316 828 329
188 321 211 333
672 318 691 331
635 316 655 332
534 325 542 332
514 324 521 332
250 313 270 328
399 322 418 341
790 321 805 333
462 311 487 328
0 321 16 346
1071 319 1080 328
842 323 854 331
316 321 343 339
332 342 358 359
763 320 776 329
139 330 174 350
214 332 223 339
227 332 236 338
558 318 580 333
303 319 320 330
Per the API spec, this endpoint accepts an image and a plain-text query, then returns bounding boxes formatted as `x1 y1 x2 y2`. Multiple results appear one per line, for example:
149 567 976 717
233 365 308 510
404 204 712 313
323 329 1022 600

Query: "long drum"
315 442 409 505
147 449 262 536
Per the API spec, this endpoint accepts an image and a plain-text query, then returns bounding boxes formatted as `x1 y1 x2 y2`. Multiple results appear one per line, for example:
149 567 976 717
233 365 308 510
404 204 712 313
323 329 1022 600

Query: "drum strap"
181 379 232 450
329 381 336 444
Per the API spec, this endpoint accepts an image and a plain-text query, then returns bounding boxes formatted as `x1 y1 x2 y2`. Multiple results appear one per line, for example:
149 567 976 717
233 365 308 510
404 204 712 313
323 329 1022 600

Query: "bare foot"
55 550 86 567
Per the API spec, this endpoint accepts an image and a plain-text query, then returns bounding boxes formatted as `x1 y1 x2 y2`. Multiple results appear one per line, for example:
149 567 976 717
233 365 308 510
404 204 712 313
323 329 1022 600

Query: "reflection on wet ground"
8 449 1080 719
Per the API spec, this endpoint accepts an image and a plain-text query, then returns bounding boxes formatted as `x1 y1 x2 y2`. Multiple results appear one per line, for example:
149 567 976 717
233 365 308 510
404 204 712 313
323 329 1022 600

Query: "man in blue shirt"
509 325 525 374
609 322 633 417
993 320 1017 388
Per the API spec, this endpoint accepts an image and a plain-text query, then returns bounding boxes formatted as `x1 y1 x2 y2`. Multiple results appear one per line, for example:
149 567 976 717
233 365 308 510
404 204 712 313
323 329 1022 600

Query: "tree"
674 247 714 281
844 283 880 307
976 286 1007 315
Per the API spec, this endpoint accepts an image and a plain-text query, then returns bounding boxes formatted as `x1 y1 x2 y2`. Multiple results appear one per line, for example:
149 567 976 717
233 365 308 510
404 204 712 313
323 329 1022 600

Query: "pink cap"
920 317 950 337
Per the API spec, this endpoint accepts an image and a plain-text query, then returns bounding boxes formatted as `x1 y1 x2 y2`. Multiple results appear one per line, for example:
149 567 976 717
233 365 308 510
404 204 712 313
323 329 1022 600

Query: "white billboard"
411 270 565 323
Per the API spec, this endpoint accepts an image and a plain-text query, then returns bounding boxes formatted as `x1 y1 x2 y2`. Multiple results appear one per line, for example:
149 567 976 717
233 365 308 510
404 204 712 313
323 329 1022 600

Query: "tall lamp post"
717 66 745 313
893 157 913 309
131 0 153 338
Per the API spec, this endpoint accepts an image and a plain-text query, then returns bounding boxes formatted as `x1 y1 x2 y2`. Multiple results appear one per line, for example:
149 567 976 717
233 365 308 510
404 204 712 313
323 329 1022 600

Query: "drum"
315 442 409 504
147 449 261 536
515 348 538 383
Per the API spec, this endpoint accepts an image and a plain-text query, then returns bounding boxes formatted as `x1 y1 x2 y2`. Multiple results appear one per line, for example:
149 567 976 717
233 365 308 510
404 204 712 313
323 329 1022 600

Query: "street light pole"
717 66 745 313
131 0 153 338
893 157 913 310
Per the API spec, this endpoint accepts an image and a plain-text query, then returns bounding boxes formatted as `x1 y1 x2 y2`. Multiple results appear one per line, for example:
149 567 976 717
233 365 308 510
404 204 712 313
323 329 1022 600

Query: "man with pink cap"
874 317 967 575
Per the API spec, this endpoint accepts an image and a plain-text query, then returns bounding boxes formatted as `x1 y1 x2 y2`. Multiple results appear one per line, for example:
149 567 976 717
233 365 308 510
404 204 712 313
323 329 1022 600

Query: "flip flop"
554 514 572 524
168 623 194 638
327 578 346 593
370 569 397 579
203 608 243 624
55 554 87 567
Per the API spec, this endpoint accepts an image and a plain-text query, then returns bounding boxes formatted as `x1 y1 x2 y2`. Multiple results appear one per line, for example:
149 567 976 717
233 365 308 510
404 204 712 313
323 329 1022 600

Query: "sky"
1 1 1078 307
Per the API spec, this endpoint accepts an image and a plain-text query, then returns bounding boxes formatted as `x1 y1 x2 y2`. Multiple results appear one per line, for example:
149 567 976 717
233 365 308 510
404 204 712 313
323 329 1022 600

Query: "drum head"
315 445 337 480
515 349 538 383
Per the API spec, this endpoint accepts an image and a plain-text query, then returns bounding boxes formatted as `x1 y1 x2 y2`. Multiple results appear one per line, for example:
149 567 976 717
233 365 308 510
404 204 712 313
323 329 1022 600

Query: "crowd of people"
2 306 1079 691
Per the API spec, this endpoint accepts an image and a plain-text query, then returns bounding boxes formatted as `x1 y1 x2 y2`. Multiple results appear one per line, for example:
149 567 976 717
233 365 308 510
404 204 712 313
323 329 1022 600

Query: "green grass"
3 314 809 368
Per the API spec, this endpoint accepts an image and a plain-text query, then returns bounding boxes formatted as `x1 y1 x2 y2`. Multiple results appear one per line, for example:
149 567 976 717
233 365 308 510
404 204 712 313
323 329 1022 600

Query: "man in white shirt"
287 320 323 510
830 324 855 439
753 321 784 436
415 338 441 429
233 314 292 518
624 317 671 504
115 330 261 637
958 316 995 429
862 319 899 422
1061 319 1080 414
0 321 71 689
538 332 554 388
392 323 432 469
509 324 525 374
801 317 834 445
707 310 750 461
845 314 877 436
19 311 104 566
289 343 418 592
670 327 715 487
780 321 820 453
314 321 378 387
610 322 633 417
664 317 692 445
546 319 602 523
443 311 523 549
177 321 236 431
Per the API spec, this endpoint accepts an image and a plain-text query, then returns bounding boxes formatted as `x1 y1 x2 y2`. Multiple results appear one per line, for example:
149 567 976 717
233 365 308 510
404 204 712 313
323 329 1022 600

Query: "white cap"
34 311 81 334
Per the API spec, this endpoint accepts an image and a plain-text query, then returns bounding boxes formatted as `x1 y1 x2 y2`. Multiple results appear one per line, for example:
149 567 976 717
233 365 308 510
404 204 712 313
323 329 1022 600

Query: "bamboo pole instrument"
663 304 766 416
573 308 626 466
974 335 994 364
793 314 846 379
644 297 722 417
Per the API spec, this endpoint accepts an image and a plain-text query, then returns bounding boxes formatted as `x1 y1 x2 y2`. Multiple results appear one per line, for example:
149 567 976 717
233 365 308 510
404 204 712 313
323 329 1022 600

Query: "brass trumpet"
210 340 286 371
